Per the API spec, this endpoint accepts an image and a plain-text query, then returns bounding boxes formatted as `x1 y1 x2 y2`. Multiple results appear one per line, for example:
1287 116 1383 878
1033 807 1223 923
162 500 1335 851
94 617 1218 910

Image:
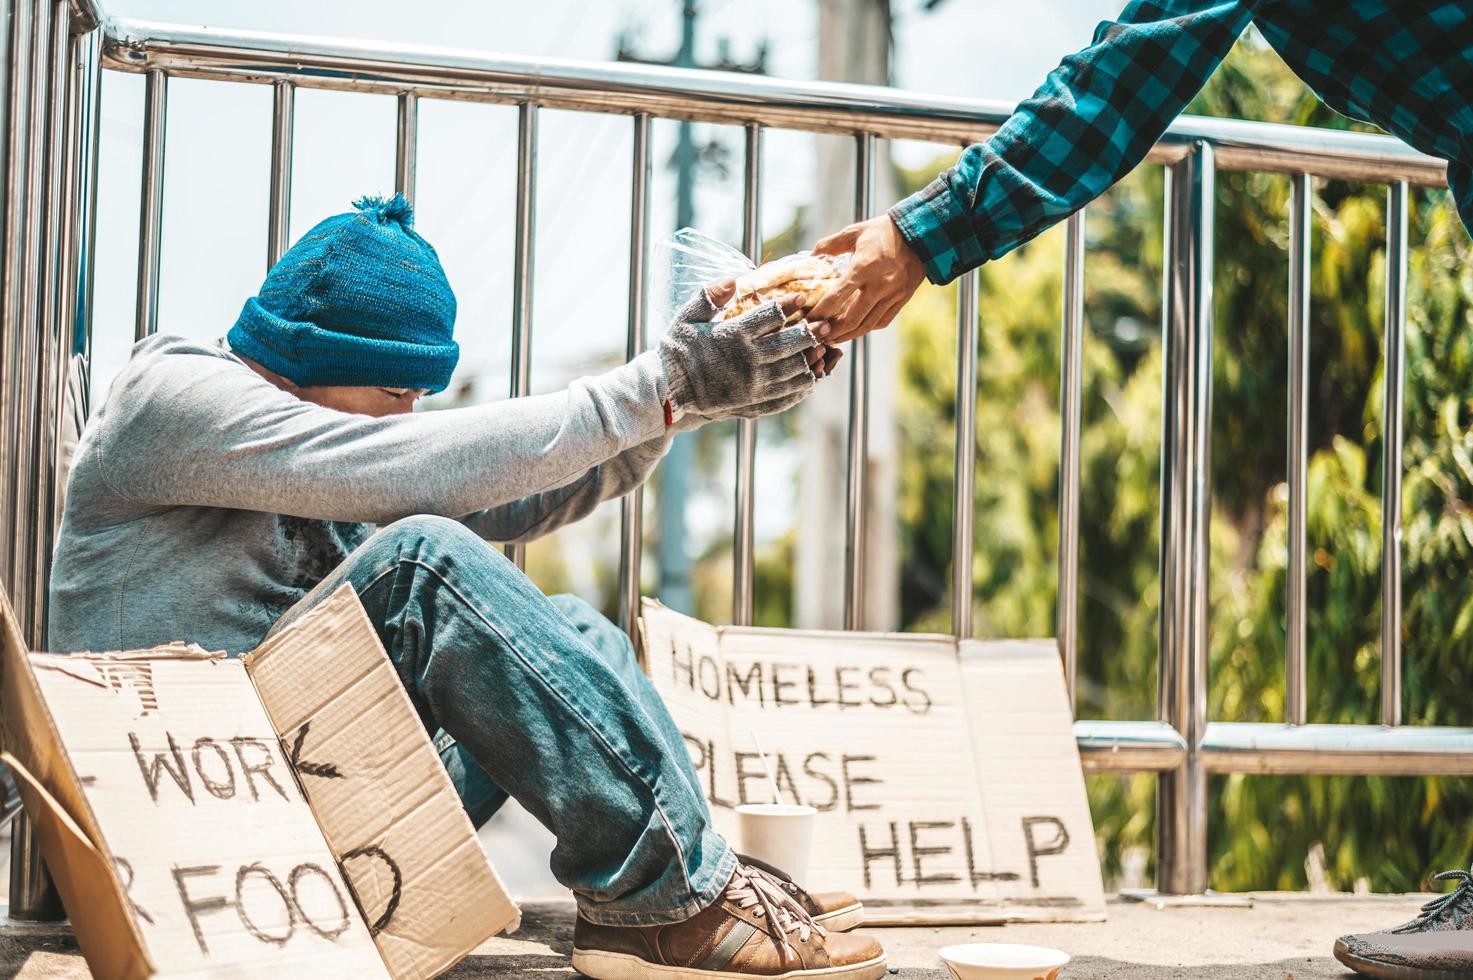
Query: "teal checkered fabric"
892 0 1473 284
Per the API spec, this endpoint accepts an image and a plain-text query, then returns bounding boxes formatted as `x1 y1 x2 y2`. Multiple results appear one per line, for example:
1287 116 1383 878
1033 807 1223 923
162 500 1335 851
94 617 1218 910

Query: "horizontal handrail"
1078 720 1473 776
1076 720 1187 773
99 16 1449 186
1201 722 1473 776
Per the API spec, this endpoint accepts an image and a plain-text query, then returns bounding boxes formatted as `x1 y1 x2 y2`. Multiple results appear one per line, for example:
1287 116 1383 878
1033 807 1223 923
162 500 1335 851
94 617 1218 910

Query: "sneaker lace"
1395 866 1473 932
747 863 802 898
725 864 827 964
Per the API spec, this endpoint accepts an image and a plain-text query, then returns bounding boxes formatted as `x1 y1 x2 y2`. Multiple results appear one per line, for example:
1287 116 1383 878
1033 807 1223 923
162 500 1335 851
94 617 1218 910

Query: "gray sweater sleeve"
96 338 672 525
460 432 672 543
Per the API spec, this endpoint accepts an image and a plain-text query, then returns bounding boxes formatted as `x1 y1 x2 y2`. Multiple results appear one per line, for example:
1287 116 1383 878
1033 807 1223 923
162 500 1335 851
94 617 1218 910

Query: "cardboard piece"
244 585 519 976
0 584 517 978
641 599 1105 925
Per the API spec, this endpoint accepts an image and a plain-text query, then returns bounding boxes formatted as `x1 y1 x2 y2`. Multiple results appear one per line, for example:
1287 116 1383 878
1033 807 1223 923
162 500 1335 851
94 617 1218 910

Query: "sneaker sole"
813 905 864 933
1334 938 1473 979
571 948 888 980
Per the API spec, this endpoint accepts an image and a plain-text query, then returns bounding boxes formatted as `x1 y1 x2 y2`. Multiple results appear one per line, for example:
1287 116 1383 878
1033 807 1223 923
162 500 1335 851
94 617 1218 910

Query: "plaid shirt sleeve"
1253 0 1473 238
892 0 1254 284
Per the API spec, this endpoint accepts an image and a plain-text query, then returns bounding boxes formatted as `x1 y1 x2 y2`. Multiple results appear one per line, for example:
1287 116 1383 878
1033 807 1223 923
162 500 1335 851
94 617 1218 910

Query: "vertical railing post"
0 0 34 590
266 79 293 269
8 0 50 625
619 112 652 647
32 0 69 634
843 132 874 630
952 267 978 639
1380 180 1407 727
134 67 165 341
505 101 538 569
1285 173 1311 726
1156 143 1214 895
394 92 417 202
1057 209 1084 705
732 122 761 626
77 25 101 378
51 23 100 530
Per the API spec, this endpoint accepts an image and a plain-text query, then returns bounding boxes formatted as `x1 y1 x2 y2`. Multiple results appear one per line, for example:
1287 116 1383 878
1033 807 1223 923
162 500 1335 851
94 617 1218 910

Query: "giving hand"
808 214 927 345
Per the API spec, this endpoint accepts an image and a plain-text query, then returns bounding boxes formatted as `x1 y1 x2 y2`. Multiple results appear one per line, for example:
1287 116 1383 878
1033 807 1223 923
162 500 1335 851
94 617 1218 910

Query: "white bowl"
937 943 1071 980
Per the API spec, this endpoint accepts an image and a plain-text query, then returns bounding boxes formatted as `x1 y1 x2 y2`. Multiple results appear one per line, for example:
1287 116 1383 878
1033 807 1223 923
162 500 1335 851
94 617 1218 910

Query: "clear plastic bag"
650 227 848 331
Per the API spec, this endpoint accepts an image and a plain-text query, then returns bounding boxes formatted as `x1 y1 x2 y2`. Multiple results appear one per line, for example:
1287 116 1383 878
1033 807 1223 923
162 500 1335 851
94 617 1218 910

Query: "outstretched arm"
812 0 1254 342
97 338 674 526
459 432 672 543
96 280 818 530
459 285 826 542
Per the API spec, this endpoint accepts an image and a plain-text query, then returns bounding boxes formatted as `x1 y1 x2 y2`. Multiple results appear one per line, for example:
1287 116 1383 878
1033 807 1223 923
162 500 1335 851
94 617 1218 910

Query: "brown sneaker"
1334 864 1473 978
571 863 887 979
737 853 865 932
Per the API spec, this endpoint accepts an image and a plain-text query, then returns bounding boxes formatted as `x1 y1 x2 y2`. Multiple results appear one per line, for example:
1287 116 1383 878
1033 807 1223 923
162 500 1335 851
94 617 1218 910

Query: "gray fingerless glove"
658 288 818 424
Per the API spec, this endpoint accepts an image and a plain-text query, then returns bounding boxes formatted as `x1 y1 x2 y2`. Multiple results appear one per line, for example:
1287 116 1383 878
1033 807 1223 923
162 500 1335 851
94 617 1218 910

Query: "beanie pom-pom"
352 192 415 228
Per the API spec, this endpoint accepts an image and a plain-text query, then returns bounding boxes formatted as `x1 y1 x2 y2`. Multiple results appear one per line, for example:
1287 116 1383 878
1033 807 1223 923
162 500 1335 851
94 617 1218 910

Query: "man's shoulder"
126 333 241 372
89 334 265 452
109 334 249 400
64 337 244 518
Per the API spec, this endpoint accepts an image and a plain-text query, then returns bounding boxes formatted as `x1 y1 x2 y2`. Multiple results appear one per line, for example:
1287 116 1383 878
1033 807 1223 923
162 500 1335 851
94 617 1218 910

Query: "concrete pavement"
0 892 1435 978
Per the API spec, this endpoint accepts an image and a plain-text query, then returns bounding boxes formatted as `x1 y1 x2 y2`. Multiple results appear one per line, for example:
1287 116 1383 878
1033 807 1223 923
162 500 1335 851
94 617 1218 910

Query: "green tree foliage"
888 31 1473 890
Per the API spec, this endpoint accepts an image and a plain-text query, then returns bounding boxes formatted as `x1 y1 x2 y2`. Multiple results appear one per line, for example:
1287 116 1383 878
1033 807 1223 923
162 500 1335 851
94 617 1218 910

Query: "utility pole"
798 0 898 630
617 3 766 615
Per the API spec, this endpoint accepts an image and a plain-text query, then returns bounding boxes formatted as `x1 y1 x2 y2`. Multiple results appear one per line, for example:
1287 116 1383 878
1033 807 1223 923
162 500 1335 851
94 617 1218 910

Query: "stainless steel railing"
2 0 1470 916
2 0 104 920
1381 180 1409 728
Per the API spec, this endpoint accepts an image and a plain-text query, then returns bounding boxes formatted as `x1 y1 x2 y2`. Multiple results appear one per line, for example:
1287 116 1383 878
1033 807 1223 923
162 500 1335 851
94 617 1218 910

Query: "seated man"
48 194 886 980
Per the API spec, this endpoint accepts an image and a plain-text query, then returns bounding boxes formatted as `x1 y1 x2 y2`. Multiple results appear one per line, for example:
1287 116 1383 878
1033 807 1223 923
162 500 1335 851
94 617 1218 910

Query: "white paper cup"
736 803 817 883
937 943 1070 980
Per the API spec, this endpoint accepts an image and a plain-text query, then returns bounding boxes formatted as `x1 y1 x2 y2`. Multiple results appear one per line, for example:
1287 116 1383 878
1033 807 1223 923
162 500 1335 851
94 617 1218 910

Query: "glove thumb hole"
673 286 721 324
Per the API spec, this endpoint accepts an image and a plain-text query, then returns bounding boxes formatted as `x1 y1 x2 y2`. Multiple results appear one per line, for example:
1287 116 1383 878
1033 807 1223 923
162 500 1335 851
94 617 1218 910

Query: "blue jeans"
270 515 735 927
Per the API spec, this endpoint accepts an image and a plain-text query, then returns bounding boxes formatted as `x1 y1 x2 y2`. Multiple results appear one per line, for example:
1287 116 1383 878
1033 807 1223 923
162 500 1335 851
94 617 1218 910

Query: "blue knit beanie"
228 194 459 392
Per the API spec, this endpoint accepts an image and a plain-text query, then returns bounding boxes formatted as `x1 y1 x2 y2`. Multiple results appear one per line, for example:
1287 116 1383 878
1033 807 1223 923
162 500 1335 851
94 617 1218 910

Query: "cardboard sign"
641 599 1105 924
0 584 518 979
19 651 389 977
243 585 519 976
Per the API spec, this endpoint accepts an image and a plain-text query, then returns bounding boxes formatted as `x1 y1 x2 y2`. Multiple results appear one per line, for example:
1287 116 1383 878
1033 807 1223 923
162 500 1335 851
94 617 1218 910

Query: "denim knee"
550 593 638 675
377 514 489 558
370 515 535 586
266 514 499 641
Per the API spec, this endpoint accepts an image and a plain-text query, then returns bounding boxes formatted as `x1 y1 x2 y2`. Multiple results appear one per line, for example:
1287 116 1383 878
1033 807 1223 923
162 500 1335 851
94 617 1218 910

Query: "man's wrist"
889 179 985 286
655 347 692 427
890 213 929 284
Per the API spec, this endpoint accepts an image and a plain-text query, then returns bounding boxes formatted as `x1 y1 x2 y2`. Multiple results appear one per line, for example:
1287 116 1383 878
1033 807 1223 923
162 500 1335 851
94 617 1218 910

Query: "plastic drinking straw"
749 729 784 805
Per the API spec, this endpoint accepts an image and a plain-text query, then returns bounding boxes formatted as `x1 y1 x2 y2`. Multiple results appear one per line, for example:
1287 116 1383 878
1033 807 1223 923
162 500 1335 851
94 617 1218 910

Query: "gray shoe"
1334 866 1473 978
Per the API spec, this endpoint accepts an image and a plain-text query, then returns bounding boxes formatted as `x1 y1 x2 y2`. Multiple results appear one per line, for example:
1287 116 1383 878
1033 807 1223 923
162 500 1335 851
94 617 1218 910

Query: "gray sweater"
48 335 673 655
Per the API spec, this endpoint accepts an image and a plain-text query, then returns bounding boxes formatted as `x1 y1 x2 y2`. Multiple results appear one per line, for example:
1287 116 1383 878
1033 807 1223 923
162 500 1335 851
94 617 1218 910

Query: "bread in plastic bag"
652 227 848 328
